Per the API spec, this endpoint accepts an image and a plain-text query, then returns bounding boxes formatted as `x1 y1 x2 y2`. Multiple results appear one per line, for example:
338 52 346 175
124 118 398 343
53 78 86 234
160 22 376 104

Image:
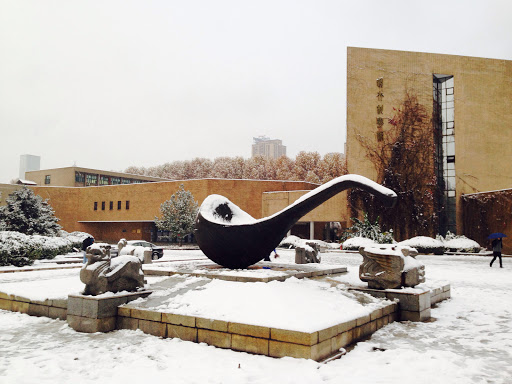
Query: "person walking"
490 237 503 268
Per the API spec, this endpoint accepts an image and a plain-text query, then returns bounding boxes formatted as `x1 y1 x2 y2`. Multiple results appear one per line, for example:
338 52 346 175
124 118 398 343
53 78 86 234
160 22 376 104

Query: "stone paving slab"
143 262 347 283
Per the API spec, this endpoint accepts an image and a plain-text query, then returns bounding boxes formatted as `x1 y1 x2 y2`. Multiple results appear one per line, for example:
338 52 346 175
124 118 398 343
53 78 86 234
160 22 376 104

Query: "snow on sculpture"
194 174 398 269
295 242 321 264
359 244 426 289
80 243 145 295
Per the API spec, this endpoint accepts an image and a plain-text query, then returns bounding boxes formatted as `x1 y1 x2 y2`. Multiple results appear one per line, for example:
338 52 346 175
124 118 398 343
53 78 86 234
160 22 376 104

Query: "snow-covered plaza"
1 249 511 384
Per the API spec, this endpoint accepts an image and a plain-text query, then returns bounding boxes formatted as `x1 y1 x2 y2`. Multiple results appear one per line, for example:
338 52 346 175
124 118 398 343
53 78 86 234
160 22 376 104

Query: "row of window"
75 172 154 186
94 200 130 211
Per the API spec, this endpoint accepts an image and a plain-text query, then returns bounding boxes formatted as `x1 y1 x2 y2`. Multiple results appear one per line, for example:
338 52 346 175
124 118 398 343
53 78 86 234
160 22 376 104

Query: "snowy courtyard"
0 249 511 384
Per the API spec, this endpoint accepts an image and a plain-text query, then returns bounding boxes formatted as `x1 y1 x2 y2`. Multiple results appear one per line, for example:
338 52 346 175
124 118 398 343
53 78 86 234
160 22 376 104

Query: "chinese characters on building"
376 77 384 141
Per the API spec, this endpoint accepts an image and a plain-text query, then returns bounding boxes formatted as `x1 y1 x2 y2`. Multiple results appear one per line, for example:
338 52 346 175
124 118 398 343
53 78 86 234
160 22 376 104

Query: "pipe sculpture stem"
194 175 397 269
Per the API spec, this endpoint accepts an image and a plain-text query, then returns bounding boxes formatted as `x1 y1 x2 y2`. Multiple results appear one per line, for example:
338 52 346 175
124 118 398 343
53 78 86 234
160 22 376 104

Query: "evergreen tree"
155 184 199 245
0 187 61 236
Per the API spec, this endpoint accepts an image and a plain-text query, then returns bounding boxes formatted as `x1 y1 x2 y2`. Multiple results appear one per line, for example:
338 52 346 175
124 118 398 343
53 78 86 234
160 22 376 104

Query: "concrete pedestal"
67 290 152 333
350 283 451 322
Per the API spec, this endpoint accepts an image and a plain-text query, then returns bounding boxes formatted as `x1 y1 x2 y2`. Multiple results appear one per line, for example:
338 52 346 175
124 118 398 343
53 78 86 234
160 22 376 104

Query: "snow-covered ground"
1 250 511 383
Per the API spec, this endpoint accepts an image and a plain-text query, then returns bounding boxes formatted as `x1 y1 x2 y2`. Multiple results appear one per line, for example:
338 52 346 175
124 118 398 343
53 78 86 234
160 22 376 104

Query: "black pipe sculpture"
194 175 397 269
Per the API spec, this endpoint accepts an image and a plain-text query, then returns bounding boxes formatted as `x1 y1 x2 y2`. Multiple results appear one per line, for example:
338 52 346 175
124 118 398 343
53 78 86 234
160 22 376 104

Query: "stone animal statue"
116 238 152 264
80 243 145 296
194 174 397 269
359 244 426 290
117 238 127 254
295 242 322 264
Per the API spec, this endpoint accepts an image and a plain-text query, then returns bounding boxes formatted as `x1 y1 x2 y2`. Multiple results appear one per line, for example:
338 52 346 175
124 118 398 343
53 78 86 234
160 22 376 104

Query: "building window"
126 201 130 210
109 201 113 210
75 172 85 183
99 175 110 185
44 175 51 184
94 202 98 211
117 201 121 210
101 201 105 210
122 178 131 184
433 74 456 235
86 174 98 185
111 177 121 185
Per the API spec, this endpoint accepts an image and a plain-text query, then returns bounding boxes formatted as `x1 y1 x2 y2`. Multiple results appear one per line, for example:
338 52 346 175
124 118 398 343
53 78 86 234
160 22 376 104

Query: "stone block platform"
143 262 347 283
116 301 398 361
350 283 451 321
67 291 152 333
0 262 451 362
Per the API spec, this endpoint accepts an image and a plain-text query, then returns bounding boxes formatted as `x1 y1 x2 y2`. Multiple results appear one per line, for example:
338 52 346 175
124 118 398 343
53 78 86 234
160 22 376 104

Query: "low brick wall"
0 265 81 274
0 292 67 320
116 302 398 361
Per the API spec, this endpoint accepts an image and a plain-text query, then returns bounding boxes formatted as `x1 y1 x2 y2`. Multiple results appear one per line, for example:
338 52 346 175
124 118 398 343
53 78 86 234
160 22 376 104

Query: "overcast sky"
1 0 512 183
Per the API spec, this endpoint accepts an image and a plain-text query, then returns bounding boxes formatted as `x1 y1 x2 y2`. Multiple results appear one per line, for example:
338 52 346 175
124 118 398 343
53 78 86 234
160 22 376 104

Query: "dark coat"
81 236 95 251
492 238 502 253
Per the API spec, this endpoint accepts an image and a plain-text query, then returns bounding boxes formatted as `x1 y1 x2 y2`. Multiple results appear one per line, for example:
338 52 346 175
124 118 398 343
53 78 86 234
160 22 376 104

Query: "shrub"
437 232 481 253
0 230 92 266
59 231 92 250
342 236 378 251
341 212 395 246
398 236 445 255
279 235 304 249
0 232 40 267
279 235 340 251
0 187 61 236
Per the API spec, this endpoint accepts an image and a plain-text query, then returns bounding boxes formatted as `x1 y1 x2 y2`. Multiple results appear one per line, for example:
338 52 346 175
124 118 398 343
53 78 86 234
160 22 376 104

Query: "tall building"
346 47 512 237
19 154 40 180
251 136 286 159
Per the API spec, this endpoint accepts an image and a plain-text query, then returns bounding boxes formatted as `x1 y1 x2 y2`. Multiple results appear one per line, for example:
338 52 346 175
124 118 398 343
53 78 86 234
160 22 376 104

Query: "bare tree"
351 91 439 240
294 151 321 181
318 152 347 183
125 152 346 184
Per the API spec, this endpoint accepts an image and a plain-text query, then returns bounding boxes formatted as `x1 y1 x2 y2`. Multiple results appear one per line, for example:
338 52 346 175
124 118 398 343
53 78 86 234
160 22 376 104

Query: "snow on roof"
15 179 37 185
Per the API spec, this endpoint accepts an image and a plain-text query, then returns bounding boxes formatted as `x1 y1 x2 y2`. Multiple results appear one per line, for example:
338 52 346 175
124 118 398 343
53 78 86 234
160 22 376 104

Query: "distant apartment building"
251 136 286 159
25 166 171 187
19 154 40 179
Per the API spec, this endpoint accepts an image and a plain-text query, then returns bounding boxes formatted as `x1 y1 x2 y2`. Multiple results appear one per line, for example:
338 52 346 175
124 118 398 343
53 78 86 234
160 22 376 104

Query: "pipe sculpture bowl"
194 174 397 269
